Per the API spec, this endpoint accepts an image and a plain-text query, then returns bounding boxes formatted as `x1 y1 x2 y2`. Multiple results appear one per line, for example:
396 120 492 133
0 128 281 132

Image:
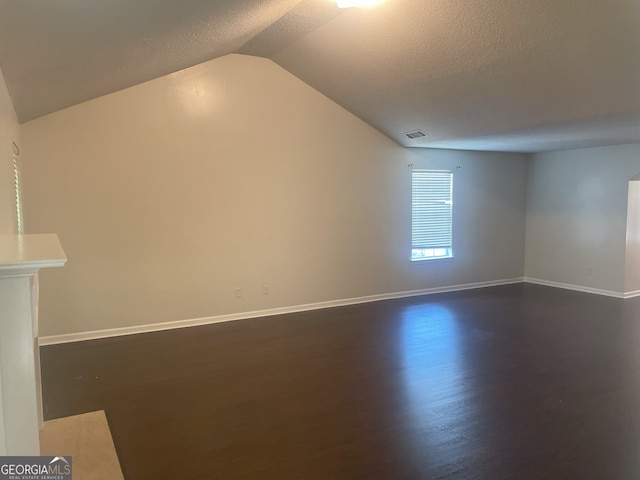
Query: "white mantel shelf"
0 233 66 456
0 234 67 277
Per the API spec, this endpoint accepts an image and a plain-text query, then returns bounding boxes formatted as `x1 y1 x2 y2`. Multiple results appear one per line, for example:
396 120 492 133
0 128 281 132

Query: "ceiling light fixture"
335 0 384 8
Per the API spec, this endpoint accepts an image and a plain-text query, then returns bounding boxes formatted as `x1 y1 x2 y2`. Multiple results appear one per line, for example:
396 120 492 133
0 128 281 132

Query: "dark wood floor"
41 284 640 479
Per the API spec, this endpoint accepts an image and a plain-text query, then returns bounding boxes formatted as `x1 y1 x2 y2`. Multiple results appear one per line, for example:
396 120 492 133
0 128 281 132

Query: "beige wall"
0 67 19 235
22 54 527 337
408 148 527 285
525 143 640 294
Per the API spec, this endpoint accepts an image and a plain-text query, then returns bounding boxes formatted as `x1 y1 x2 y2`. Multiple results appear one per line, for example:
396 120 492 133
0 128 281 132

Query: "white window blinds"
12 142 23 234
411 169 453 260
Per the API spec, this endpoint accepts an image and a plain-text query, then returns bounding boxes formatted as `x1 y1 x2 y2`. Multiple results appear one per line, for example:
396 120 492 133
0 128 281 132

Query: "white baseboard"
39 277 524 346
524 277 625 299
623 290 640 299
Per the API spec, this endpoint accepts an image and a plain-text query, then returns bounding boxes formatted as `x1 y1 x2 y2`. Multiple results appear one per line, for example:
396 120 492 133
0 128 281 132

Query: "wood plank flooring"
40 284 640 479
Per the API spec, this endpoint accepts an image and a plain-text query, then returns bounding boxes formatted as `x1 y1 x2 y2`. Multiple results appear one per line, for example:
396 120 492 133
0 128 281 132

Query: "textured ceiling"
0 0 302 122
0 0 638 152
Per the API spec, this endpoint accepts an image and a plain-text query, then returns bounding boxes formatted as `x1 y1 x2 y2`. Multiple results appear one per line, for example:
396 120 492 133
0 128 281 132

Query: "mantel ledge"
0 234 67 279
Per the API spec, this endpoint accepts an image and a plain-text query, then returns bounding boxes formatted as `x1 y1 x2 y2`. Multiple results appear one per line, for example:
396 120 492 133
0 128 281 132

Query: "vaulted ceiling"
0 0 638 152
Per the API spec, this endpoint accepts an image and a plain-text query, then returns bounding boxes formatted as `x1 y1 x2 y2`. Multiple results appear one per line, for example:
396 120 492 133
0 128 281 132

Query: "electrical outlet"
262 285 270 295
234 287 242 298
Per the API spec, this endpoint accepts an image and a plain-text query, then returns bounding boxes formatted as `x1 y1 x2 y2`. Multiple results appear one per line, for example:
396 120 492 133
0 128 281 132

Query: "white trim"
39 277 524 345
0 234 67 278
623 290 640 299
524 277 624 298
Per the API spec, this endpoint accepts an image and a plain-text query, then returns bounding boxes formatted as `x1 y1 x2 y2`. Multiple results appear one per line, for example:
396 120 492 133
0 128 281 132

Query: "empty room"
1 0 640 478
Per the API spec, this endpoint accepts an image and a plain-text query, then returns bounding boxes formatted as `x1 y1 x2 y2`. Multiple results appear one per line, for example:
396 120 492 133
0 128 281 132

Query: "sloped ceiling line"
0 0 638 152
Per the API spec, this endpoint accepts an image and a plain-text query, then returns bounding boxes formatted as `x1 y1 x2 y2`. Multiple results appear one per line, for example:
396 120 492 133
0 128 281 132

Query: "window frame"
410 168 454 262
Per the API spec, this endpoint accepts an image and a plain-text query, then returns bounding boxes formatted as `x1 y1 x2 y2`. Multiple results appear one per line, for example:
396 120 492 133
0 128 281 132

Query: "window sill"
410 255 454 263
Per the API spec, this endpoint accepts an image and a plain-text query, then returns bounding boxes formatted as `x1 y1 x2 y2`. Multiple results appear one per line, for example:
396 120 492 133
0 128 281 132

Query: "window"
12 141 23 234
411 169 453 261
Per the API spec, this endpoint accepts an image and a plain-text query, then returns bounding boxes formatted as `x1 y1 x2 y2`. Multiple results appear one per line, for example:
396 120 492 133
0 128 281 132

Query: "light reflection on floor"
399 303 478 463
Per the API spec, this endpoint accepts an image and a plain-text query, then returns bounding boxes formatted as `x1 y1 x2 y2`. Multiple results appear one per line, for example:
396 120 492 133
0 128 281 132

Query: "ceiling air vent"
404 129 427 140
